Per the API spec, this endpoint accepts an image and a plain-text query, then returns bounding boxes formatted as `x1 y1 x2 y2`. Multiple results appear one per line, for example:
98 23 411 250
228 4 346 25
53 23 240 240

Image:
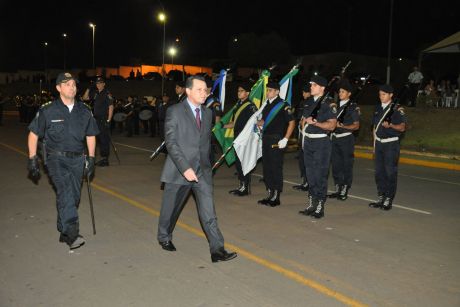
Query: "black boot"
338 185 349 201
381 197 393 211
229 181 243 195
258 189 272 205
327 184 341 198
299 195 316 216
369 195 384 208
311 199 325 219
267 190 280 207
234 182 250 196
293 177 307 191
96 157 109 167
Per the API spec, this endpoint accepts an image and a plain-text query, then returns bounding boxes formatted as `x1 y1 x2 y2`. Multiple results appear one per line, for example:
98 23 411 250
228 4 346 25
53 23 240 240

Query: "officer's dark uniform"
299 76 336 218
92 78 113 165
228 95 257 196
205 92 222 164
293 85 312 191
329 84 360 201
370 84 406 210
28 98 99 245
258 92 295 206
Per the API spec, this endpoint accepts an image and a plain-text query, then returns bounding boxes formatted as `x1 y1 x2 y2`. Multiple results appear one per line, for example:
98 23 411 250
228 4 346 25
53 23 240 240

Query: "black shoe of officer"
267 190 280 207
338 185 349 201
299 195 316 216
311 200 325 219
293 177 307 191
328 184 341 198
96 158 109 167
258 189 272 205
381 197 393 211
229 181 244 195
234 182 250 196
211 248 237 263
369 195 384 208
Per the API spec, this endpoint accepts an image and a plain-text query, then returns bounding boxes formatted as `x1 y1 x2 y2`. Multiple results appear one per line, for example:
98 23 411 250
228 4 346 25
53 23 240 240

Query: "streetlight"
168 47 176 65
386 0 394 84
89 23 96 69
43 42 48 85
157 12 166 94
62 33 67 69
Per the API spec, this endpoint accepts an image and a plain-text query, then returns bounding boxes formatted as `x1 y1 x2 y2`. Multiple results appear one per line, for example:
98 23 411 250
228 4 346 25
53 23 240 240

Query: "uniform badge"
215 105 220 111
398 107 405 115
285 106 294 115
356 106 361 115
331 106 337 114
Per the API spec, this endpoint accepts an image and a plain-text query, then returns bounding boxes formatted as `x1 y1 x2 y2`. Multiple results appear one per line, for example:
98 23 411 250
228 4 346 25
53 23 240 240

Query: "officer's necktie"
195 107 201 129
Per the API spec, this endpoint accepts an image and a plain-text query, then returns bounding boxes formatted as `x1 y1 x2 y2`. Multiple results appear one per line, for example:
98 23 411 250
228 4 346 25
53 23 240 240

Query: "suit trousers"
157 181 225 253
331 134 355 187
304 137 332 202
374 141 400 199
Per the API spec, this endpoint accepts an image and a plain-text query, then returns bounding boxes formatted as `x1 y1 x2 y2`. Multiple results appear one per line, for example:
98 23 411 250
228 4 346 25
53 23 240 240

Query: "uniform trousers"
96 118 110 158
46 154 85 243
304 137 332 201
331 134 355 187
374 140 400 199
262 134 284 192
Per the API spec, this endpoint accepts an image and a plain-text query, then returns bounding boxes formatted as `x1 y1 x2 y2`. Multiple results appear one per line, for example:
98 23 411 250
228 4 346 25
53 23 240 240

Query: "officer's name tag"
51 119 65 122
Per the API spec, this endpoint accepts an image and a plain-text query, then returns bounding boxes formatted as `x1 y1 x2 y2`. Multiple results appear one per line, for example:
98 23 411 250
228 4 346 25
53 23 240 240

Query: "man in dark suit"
157 75 237 263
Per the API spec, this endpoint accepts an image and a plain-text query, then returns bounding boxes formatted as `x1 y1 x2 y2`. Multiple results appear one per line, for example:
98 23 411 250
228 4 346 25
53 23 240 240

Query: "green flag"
212 105 237 165
249 70 271 109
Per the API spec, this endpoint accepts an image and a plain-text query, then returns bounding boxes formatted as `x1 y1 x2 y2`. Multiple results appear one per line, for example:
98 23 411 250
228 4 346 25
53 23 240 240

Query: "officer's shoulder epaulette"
40 101 53 109
82 102 92 111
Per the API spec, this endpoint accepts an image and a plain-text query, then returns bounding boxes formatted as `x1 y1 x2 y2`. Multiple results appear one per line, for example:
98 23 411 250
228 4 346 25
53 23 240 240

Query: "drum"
139 109 153 121
113 112 127 122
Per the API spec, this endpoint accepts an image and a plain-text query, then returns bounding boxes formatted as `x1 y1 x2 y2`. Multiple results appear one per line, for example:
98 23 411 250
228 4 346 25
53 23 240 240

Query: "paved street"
1 116 459 307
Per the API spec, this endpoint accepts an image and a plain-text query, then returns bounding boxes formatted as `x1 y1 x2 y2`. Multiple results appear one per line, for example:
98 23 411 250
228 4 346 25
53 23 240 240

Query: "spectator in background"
407 66 423 107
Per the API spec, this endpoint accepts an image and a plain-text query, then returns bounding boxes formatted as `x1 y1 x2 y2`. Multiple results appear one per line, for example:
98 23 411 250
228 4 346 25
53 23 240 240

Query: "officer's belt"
304 133 328 139
47 148 84 158
375 136 399 143
332 132 352 138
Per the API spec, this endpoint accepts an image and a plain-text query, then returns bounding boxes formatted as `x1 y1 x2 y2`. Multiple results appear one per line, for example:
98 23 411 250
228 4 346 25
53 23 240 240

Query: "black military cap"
302 83 311 93
56 72 78 85
267 81 280 90
379 84 394 93
95 76 105 83
338 79 353 92
176 80 185 88
310 75 328 87
238 82 252 92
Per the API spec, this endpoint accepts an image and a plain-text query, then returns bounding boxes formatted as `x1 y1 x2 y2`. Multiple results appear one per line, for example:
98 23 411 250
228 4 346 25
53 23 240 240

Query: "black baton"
86 174 96 235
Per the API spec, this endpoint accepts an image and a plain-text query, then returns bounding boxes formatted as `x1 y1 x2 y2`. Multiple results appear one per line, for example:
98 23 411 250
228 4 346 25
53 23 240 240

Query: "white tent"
423 31 460 53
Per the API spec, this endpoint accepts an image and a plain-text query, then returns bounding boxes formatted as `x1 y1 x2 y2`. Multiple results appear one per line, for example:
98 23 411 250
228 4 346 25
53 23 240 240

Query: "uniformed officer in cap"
298 75 337 219
328 79 360 201
205 79 223 164
224 82 257 196
257 81 295 206
27 72 99 249
91 76 114 166
293 84 312 191
369 84 406 210
171 80 187 104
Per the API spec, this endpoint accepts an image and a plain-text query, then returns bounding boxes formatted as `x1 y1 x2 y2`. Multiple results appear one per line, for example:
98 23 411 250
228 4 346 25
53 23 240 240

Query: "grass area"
356 105 460 156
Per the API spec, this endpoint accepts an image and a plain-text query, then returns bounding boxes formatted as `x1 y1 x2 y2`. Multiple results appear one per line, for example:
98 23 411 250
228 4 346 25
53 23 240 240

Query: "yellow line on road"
2 142 368 306
93 182 368 307
355 152 460 171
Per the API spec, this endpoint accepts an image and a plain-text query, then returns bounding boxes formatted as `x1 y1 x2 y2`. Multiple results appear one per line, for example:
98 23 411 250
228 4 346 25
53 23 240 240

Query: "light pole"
89 23 96 70
386 0 394 84
158 12 166 94
62 33 67 70
168 47 176 65
43 42 48 85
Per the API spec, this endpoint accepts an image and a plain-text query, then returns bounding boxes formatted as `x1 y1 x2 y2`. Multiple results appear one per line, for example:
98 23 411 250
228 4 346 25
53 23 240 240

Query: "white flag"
233 102 267 175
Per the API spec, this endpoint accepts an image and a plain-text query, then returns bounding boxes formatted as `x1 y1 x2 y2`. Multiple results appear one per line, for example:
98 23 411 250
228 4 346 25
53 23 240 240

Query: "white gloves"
278 137 288 149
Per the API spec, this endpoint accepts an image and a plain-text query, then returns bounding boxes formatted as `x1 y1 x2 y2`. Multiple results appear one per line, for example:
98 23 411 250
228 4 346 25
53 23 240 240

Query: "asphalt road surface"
1 117 459 307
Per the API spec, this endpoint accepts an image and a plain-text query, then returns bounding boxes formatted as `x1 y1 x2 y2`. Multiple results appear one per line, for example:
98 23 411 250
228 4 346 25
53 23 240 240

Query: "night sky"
0 0 459 71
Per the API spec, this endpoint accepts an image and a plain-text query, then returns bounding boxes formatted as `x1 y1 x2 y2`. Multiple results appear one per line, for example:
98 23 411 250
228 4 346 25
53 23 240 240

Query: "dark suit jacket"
160 100 213 185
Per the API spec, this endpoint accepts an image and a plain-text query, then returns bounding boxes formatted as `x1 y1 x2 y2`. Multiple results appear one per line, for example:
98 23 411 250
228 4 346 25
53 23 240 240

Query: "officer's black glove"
84 156 95 180
27 155 40 182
